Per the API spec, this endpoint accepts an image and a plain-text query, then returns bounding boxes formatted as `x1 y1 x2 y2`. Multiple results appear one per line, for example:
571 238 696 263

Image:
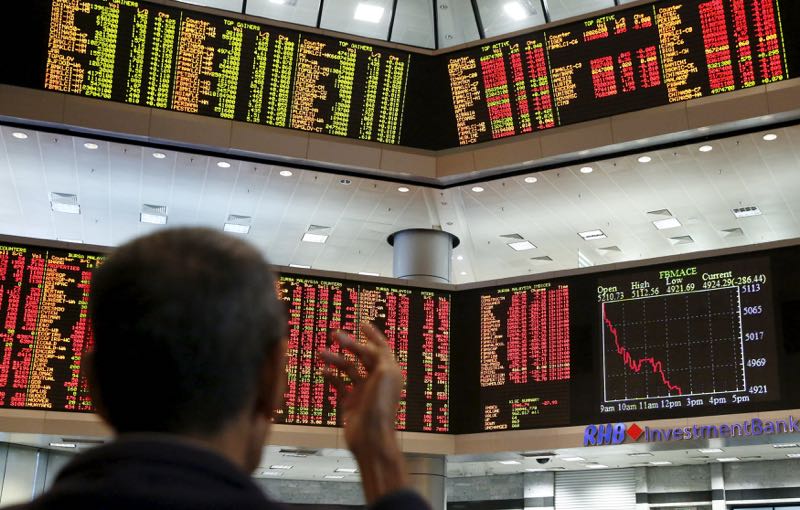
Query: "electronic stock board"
1 0 798 149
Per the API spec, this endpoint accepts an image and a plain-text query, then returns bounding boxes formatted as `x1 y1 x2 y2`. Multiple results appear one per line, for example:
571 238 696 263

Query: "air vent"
49 192 80 214
278 448 318 457
308 224 332 232
500 233 524 240
669 235 694 245
598 246 621 252
521 451 557 458
646 209 672 217
140 204 168 225
531 255 553 262
732 206 761 218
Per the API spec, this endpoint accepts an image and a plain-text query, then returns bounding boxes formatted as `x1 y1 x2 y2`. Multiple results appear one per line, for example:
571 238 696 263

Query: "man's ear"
255 338 288 420
84 350 113 427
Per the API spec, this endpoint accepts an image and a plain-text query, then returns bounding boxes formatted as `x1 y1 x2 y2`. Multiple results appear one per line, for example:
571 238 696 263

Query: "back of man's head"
88 227 286 436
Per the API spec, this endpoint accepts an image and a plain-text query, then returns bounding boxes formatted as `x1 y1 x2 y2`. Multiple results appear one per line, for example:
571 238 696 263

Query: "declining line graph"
602 287 746 403
603 304 683 395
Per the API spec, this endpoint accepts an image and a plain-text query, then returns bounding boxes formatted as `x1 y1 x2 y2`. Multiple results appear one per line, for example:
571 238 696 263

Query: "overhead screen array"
3 237 797 434
0 242 450 432
2 0 798 149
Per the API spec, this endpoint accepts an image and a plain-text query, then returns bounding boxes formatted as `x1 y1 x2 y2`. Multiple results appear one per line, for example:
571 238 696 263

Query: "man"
13 228 430 509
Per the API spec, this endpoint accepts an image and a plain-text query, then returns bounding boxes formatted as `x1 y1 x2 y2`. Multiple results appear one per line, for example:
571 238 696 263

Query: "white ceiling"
1 123 799 284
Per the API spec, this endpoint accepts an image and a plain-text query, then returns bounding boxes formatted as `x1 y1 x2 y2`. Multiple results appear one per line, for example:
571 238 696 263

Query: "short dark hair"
88 227 286 435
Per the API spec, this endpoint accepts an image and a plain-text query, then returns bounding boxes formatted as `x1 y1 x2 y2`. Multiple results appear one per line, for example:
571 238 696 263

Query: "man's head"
88 228 287 465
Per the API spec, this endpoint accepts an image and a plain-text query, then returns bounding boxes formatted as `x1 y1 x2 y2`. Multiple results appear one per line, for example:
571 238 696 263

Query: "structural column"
387 228 460 284
405 454 446 510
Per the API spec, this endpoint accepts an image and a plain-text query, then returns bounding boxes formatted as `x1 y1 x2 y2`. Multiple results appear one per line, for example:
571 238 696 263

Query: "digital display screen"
0 241 451 433
477 282 571 430
26 0 432 147
446 0 797 145
597 258 777 415
276 275 451 432
2 0 799 149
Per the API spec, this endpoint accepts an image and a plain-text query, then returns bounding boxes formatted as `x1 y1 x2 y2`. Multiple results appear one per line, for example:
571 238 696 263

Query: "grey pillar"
387 229 460 284
406 454 446 510
710 462 726 510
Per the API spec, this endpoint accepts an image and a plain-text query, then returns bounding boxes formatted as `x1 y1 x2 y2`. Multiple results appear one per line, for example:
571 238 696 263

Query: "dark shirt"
10 435 430 510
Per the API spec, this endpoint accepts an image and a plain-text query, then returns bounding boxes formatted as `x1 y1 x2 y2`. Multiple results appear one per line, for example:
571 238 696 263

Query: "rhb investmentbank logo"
583 417 800 446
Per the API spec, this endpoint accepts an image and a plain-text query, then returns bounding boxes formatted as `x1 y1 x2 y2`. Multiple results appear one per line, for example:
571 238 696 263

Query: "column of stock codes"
276 275 450 433
598 258 778 416
43 0 411 144
479 283 570 430
447 0 792 145
0 244 98 412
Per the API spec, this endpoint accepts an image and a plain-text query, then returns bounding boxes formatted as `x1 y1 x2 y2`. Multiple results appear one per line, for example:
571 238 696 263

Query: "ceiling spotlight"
358 271 380 277
525 468 547 472
152 152 166 159
649 461 672 466
787 453 800 458
83 142 99 150
471 186 484 193
762 133 778 141
698 448 724 454
223 223 251 234
49 192 81 214
217 161 231 168
508 240 536 251
398 186 410 193
772 443 799 449
279 170 293 177
456 255 464 261
324 475 346 479
140 204 168 225
11 132 28 139
524 176 538 184
261 471 282 476
339 178 352 185
503 1 529 20
699 145 713 153
49 442 76 448
562 457 585 462
498 460 521 465
335 468 358 473
638 155 652 163
587 464 608 469
653 217 682 230
717 457 739 463
580 166 594 174
460 271 467 276
354 3 384 22
289 264 311 269
269 465 293 470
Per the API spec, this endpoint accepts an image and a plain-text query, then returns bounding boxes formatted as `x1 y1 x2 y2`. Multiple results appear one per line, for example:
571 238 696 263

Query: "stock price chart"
598 258 778 416
39 0 413 145
447 0 796 145
478 282 570 430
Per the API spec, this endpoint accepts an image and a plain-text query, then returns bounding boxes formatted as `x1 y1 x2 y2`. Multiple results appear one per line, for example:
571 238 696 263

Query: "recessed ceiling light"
732 206 762 218
217 161 231 168
460 271 467 276
358 272 380 277
223 223 250 234
498 460 521 465
762 133 778 141
49 192 81 214
772 443 799 449
398 186 410 193
11 132 28 139
49 442 76 448
638 156 652 163
335 468 358 473
580 166 594 174
269 0 287 4
269 464 293 470
587 464 608 469
279 170 293 177
152 152 166 159
83 142 99 150
649 461 672 466
653 217 682 230
503 1 528 20
302 232 328 244
508 240 536 251
699 145 713 152
354 3 384 22
787 453 800 458
525 468 547 472
524 176 538 184
628 453 654 458
717 457 739 462
140 204 168 225
324 475 346 479
58 238 83 244
562 457 585 462
699 448 724 454
456 255 464 261
339 178 352 185
289 264 311 269
578 230 607 241
261 471 282 476
472 186 484 193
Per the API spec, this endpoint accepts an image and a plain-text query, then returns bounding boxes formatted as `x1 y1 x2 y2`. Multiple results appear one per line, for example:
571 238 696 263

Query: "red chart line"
603 302 683 395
